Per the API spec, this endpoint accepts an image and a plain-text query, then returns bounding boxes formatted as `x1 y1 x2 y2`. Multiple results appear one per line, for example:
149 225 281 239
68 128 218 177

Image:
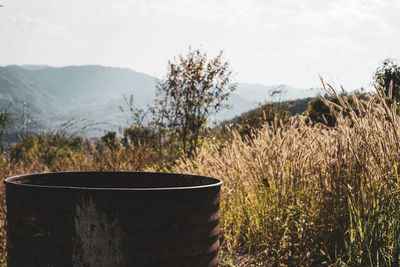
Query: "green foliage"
341 181 400 266
307 94 368 127
0 111 12 152
374 58 400 101
119 94 160 149
231 104 290 137
9 134 85 167
123 126 158 148
0 112 11 130
285 97 314 115
218 97 313 142
100 131 119 150
151 48 236 156
307 96 337 126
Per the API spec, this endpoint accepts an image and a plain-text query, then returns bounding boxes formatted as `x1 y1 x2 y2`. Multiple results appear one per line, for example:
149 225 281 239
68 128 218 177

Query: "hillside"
0 65 321 137
221 97 314 135
236 83 322 103
0 66 148 137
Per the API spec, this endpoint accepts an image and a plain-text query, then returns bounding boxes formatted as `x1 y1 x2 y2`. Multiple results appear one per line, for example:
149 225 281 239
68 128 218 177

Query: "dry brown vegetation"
172 85 400 266
1 85 400 266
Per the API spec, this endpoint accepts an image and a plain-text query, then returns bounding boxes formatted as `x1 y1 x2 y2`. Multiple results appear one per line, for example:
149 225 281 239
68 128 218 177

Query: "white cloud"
8 13 68 36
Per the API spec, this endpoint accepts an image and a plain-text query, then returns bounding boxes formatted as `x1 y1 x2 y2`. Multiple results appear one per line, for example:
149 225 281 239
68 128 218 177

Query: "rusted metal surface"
5 172 222 267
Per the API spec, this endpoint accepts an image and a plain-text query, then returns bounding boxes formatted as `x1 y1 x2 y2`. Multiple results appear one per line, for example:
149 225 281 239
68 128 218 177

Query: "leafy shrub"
9 134 85 168
230 103 290 138
100 131 119 150
307 92 369 127
123 126 158 148
374 58 400 101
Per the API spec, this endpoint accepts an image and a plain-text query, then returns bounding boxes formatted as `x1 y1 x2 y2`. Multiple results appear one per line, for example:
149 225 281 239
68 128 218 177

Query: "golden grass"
171 85 400 266
1 85 400 266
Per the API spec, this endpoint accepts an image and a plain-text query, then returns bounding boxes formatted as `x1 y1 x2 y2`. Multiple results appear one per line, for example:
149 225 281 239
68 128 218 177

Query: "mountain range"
0 65 323 137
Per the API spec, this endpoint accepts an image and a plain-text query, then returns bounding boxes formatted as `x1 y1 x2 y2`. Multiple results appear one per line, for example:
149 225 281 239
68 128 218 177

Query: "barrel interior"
5 172 221 189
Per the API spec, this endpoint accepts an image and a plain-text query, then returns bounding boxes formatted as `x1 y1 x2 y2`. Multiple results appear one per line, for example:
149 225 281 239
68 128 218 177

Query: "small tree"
151 48 236 156
119 95 158 148
0 111 12 153
119 95 147 129
374 58 400 102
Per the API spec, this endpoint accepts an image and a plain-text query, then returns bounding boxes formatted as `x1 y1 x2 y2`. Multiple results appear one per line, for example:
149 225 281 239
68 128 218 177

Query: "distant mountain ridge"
0 65 322 137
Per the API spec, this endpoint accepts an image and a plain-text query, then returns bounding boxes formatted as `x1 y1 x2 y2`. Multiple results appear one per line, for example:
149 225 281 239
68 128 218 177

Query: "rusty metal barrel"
5 171 222 267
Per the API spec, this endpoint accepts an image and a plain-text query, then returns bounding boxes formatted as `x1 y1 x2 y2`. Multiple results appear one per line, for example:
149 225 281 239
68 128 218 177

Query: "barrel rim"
4 171 223 191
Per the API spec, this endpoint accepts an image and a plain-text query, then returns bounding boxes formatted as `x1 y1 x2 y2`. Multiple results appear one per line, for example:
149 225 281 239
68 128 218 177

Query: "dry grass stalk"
172 84 400 265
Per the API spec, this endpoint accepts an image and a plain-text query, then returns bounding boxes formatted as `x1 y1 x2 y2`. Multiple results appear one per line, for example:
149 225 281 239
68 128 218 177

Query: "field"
1 86 400 266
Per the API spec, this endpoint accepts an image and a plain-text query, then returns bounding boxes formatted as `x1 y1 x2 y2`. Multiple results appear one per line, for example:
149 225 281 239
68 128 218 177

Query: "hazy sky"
1 0 399 89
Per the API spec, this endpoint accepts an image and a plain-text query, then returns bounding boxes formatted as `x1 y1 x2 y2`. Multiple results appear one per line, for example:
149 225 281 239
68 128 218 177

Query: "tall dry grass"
172 85 400 266
1 85 400 266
